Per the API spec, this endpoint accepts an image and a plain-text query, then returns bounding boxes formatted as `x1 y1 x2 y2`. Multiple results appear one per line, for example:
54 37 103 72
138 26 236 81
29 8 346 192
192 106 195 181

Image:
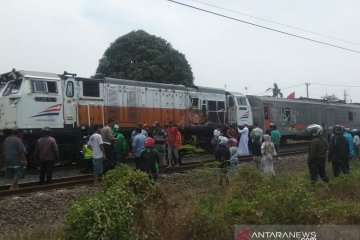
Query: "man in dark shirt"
34 127 59 184
306 124 329 183
4 128 26 190
328 125 349 177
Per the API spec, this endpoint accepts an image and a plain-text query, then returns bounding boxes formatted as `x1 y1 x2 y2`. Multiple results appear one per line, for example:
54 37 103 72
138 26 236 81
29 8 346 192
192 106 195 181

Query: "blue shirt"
132 133 146 157
343 132 355 158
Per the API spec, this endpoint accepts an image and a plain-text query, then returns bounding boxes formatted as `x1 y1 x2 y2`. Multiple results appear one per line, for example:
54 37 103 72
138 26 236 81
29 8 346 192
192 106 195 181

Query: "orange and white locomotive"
0 69 253 163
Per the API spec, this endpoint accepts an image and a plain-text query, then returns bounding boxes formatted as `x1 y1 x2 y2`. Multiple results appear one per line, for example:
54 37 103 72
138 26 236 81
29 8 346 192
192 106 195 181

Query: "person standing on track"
215 135 230 185
34 127 59 185
166 120 179 167
229 138 238 175
140 137 160 180
88 125 106 186
343 128 355 172
151 121 167 174
270 124 281 154
237 122 249 157
306 124 329 183
352 129 360 160
132 126 147 170
328 125 349 177
251 135 262 171
261 134 276 176
4 128 27 190
101 119 116 170
112 125 126 165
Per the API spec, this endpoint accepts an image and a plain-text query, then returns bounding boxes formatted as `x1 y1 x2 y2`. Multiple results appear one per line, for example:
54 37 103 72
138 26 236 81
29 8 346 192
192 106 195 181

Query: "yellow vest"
83 145 92 159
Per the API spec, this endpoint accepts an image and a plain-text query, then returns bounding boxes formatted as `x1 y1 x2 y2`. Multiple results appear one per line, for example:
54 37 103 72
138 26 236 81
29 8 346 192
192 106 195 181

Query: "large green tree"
96 30 194 86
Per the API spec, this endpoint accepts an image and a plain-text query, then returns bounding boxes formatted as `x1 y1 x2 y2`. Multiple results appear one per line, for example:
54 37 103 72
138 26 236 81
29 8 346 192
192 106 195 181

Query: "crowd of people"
212 122 280 184
1 119 358 189
212 122 359 185
0 119 184 188
77 119 184 186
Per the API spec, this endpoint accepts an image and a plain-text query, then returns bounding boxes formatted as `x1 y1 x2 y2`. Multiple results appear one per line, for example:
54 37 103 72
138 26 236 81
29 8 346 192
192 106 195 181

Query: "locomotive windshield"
0 82 5 92
2 79 22 96
236 96 247 105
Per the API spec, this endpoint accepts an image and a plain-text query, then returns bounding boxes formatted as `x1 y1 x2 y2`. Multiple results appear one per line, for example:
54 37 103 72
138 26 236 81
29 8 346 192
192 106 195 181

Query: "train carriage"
247 95 360 141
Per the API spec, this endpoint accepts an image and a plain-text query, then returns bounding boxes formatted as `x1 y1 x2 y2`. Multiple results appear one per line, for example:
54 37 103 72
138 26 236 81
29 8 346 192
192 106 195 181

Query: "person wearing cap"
101 119 116 170
140 137 160 180
34 127 59 185
328 125 349 177
152 121 167 173
237 122 249 157
306 124 329 183
113 125 126 165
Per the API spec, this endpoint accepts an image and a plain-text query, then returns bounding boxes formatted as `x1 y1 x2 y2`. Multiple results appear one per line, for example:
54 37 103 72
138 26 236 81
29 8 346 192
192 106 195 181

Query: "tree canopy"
266 83 283 98
96 30 194 86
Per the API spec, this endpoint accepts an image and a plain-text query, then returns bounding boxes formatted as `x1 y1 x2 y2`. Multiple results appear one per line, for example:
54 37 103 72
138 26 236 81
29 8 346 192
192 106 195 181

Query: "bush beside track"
2 158 360 239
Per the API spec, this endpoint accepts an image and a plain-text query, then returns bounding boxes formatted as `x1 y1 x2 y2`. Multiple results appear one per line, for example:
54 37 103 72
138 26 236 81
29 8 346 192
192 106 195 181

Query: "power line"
310 82 360 87
166 0 360 54
189 0 360 46
253 83 304 96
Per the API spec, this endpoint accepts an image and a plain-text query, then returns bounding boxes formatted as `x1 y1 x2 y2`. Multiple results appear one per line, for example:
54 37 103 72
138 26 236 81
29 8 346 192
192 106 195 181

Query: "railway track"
0 148 308 198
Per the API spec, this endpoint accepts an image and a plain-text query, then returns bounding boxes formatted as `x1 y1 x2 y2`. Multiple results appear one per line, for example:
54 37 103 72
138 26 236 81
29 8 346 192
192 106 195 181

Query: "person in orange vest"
177 131 183 166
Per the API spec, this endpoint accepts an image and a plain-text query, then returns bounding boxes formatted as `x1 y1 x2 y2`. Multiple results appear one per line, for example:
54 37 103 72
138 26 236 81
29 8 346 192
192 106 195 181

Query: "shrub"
63 165 161 240
184 165 360 239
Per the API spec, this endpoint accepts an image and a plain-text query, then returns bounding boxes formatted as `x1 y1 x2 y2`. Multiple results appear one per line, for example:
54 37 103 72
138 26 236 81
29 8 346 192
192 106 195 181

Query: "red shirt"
166 126 179 146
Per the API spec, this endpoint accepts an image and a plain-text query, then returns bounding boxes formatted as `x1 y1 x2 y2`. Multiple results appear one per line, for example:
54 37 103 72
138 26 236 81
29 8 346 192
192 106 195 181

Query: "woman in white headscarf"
237 123 249 156
261 134 277 176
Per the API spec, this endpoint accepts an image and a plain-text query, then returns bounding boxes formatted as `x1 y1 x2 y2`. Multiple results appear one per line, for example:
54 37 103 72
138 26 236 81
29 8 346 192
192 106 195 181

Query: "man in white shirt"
352 130 360 160
88 125 105 186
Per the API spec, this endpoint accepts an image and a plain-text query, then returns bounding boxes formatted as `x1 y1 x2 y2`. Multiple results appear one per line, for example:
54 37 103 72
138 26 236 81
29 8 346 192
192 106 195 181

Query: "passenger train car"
0 69 253 163
247 95 360 141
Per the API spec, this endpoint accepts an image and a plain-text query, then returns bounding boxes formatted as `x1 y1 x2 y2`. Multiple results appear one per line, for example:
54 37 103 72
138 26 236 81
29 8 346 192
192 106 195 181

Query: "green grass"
4 161 360 240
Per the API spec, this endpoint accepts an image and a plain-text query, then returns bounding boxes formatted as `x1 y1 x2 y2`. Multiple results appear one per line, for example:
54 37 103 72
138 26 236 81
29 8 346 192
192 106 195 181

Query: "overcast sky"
1 0 360 102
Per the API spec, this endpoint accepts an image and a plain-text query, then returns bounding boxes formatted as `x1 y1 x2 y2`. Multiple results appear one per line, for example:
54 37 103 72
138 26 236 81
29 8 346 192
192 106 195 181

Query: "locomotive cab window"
31 80 58 93
228 96 235 107
191 98 199 108
236 96 247 105
218 101 225 111
83 81 100 97
349 111 353 121
208 101 216 111
66 81 74 97
3 79 23 96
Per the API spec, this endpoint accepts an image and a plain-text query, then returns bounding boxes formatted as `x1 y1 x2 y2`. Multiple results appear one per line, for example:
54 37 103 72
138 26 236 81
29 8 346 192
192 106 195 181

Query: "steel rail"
0 148 307 198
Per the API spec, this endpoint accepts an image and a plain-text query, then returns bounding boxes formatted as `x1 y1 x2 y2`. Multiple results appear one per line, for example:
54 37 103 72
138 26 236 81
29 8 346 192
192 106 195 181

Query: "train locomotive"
0 69 253 164
1 69 360 164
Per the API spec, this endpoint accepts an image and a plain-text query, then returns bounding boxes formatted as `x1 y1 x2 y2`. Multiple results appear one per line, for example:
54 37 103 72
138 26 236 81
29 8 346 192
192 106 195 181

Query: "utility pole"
305 83 310 98
344 89 348 103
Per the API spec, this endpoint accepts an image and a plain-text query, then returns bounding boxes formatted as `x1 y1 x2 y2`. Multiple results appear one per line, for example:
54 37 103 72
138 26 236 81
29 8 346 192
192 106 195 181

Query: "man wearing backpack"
113 125 126 165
